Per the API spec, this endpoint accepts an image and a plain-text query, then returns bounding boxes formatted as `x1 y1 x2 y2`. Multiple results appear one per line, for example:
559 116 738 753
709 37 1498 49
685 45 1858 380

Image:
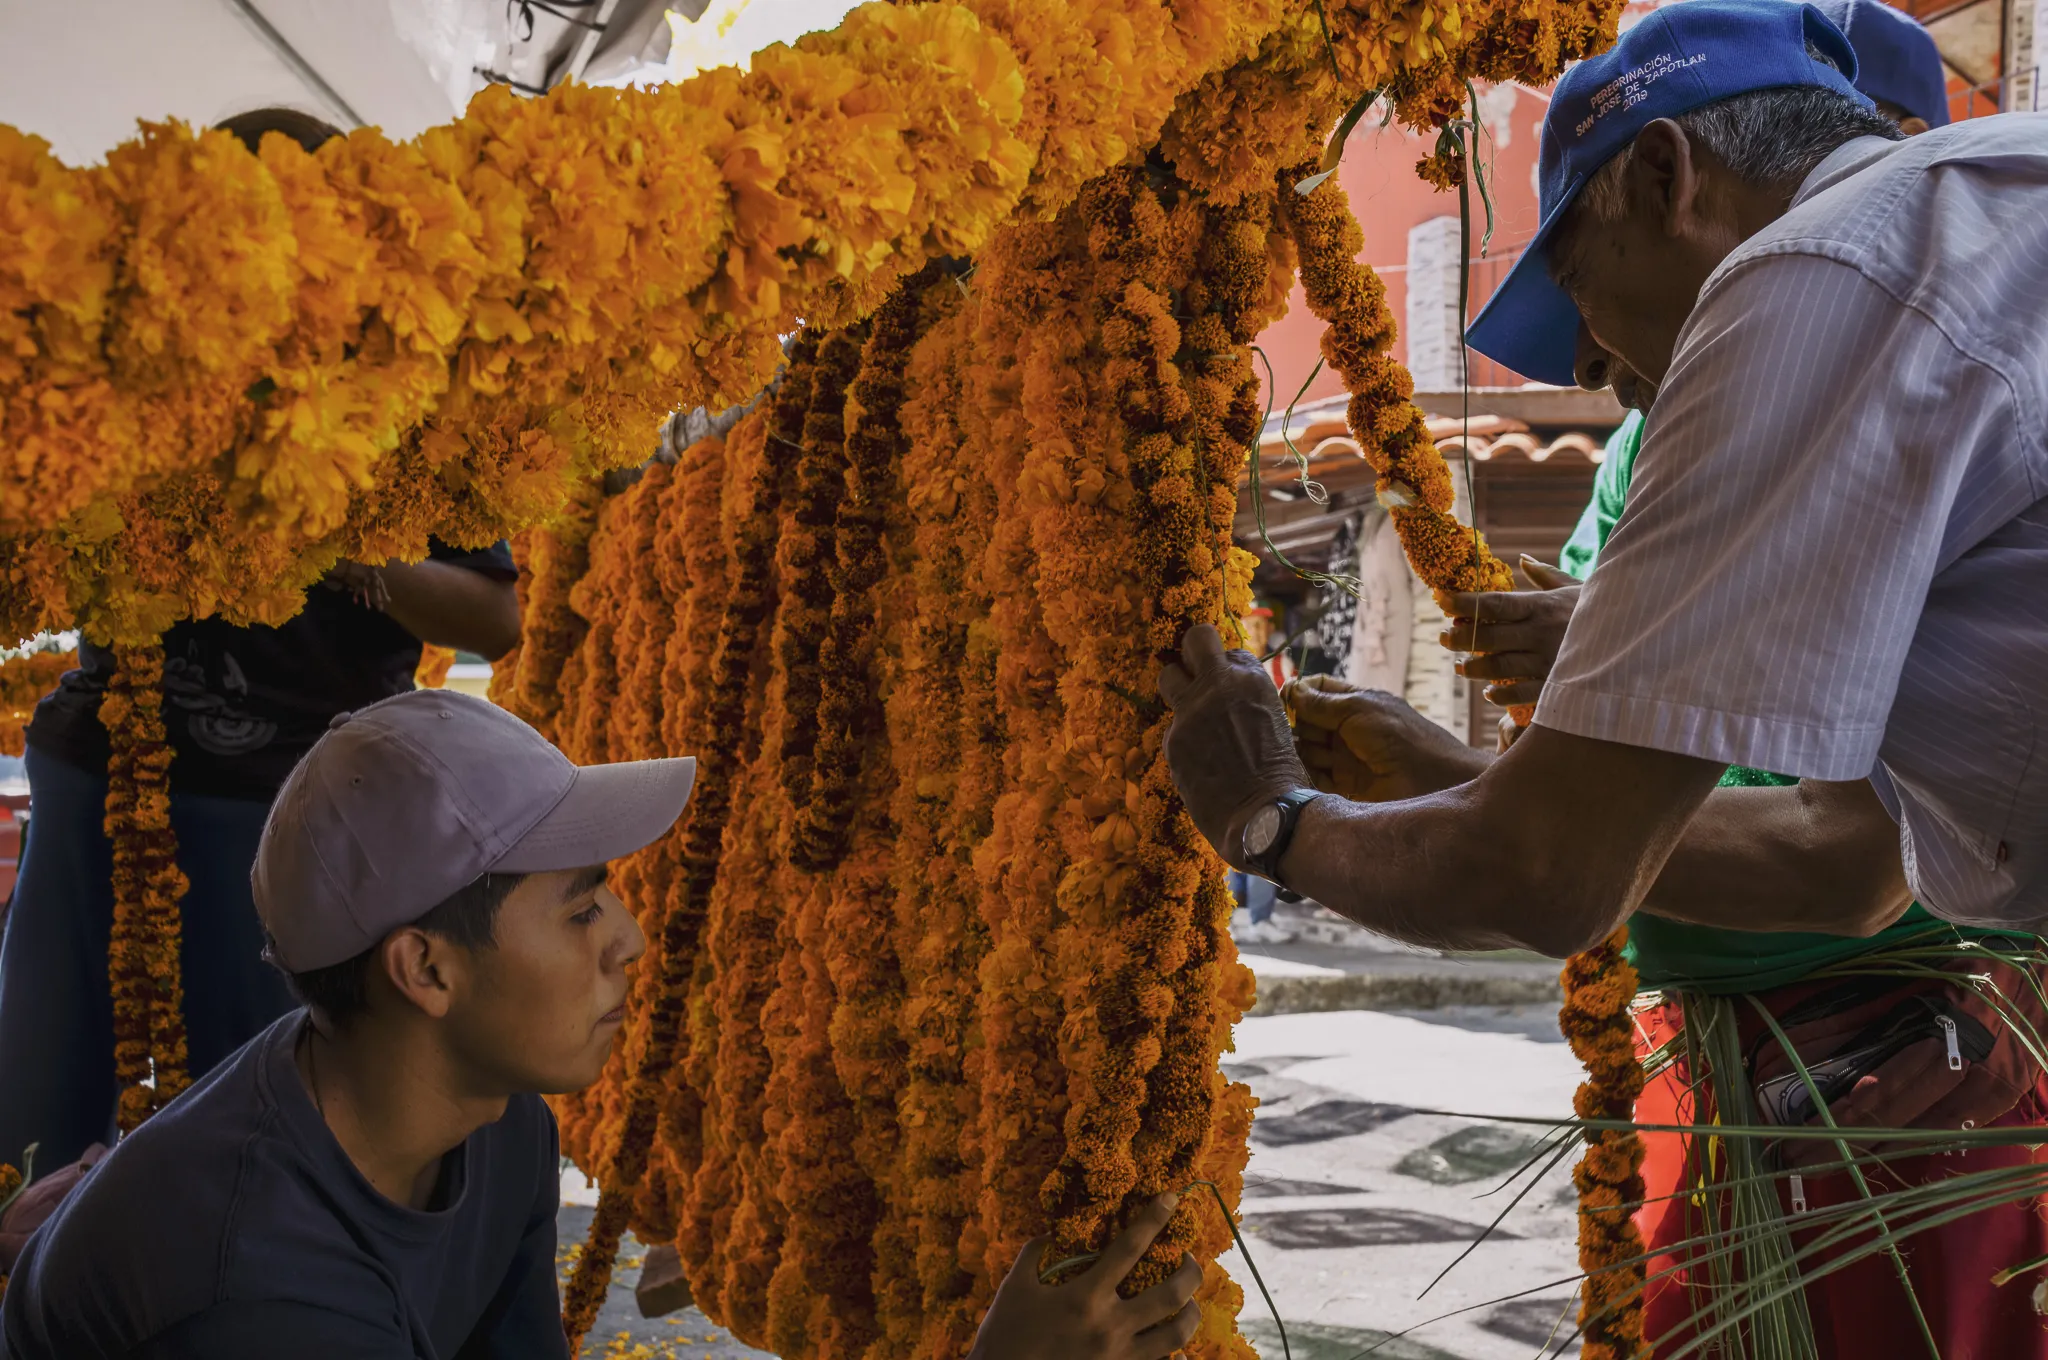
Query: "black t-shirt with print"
26 540 516 801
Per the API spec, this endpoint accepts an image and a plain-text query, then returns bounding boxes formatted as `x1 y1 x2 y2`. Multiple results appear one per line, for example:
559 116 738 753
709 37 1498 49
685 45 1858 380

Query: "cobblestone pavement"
1218 1005 1584 1360
559 1002 1583 1359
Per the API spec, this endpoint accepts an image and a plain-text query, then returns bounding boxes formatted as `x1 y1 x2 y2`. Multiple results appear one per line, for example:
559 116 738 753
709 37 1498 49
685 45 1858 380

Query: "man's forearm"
377 560 521 660
1274 793 1571 953
1273 727 1725 958
1639 779 1912 936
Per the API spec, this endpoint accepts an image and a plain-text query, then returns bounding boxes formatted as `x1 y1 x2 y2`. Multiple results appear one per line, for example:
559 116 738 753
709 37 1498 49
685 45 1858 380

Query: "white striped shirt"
1539 114 2048 930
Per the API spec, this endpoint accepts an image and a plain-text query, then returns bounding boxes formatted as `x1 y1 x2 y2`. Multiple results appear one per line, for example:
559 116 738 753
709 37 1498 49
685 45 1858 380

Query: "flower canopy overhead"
0 0 1628 1349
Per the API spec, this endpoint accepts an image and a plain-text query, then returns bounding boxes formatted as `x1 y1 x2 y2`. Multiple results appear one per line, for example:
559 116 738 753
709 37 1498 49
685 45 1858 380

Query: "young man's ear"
378 929 459 1019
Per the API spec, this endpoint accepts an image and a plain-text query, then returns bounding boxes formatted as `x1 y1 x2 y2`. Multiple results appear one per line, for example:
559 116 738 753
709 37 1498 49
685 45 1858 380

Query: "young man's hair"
1567 83 1902 232
215 107 343 156
277 872 525 1026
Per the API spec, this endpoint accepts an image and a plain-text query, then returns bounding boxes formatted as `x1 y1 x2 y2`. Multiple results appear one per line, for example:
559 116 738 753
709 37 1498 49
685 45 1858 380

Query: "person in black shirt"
0 104 522 1176
0 530 518 1173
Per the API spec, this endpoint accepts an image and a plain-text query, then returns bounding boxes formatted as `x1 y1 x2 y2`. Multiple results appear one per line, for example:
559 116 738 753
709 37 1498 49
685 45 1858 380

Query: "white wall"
0 0 456 164
1404 216 1466 394
2011 0 2044 112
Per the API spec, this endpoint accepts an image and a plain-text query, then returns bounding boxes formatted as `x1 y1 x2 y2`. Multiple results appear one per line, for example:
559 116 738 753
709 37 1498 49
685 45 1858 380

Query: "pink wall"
1257 79 1553 410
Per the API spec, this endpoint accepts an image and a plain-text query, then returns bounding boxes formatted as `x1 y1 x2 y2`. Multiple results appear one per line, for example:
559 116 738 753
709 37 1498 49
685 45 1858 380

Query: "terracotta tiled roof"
1432 429 1605 463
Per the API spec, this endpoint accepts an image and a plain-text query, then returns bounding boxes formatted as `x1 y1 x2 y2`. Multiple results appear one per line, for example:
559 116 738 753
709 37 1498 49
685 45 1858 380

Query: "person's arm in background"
375 560 520 660
968 1194 1202 1360
1288 651 1912 937
328 541 521 661
1640 777 1912 935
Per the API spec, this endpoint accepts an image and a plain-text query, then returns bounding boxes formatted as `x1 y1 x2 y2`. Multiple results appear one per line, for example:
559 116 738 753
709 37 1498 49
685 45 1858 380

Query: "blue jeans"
1227 870 1277 925
0 747 294 1170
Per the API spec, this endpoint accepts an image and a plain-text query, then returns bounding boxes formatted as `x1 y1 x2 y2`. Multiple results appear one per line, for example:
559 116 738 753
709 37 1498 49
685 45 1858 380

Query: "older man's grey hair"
1570 76 1902 227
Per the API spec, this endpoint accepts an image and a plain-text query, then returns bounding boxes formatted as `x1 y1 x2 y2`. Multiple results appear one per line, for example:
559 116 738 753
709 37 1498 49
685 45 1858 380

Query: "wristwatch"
1241 788 1326 887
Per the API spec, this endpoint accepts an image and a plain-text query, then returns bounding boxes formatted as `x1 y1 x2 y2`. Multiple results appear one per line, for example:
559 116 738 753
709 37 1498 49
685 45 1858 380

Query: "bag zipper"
1937 1014 1964 1072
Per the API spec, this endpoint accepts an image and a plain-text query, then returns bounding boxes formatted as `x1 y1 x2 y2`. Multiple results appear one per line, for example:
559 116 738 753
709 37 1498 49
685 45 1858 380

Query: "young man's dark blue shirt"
0 1011 566 1359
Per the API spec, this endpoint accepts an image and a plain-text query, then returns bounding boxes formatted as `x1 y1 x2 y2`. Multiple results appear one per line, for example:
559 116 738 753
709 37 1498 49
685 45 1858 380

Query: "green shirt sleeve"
1557 409 1644 579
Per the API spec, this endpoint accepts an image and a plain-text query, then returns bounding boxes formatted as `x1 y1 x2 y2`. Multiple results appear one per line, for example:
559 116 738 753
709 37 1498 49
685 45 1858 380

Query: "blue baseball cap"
1466 0 1874 386
1815 0 1951 127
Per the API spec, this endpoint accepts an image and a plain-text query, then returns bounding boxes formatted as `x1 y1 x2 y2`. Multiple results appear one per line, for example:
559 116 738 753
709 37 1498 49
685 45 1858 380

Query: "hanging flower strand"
1280 161 1643 1357
101 642 190 1131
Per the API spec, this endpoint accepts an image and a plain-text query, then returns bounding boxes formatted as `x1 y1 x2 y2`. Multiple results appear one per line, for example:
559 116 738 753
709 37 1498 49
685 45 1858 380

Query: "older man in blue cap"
1164 0 2048 1004
1159 0 2048 1349
1392 0 1971 1002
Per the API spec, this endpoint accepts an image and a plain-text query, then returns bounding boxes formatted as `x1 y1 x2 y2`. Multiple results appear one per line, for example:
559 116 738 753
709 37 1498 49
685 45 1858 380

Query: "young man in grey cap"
0 690 1205 1359
1 690 694 1358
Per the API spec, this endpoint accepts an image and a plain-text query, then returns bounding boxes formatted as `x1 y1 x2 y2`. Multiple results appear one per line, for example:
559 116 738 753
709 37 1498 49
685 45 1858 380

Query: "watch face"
1244 802 1284 859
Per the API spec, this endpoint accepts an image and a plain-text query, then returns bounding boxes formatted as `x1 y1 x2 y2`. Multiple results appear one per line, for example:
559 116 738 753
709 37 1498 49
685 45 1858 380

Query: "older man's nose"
1573 322 1612 392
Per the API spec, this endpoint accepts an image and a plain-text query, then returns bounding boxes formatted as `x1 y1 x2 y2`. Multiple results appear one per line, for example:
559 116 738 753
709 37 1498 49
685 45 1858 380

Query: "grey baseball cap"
253 689 696 972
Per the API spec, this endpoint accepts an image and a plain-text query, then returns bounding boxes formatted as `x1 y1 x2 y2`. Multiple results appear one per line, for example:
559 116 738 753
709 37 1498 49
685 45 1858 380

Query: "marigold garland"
793 266 942 871
809 270 959 1359
1280 169 1509 594
0 0 1305 650
645 426 736 1233
101 642 189 1132
487 479 602 742
962 210 1084 1301
0 1158 18 1302
1282 155 1644 1357
774 326 869 831
677 341 818 1334
0 648 73 757
1036 166 1206 1284
887 287 997 1358
1560 929 1648 1358
412 643 456 690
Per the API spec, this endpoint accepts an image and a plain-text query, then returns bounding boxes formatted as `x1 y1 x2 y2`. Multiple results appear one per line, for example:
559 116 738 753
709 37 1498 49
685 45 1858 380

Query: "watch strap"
1243 787 1325 885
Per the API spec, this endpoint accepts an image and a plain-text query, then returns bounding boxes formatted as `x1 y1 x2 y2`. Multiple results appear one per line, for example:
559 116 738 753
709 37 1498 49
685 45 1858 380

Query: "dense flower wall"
531 19 1623 1355
2 0 1626 1353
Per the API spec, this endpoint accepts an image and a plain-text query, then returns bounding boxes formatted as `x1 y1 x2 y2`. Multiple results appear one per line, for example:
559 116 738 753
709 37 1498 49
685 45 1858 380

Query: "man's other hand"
1287 676 1490 802
967 1194 1203 1360
1441 558 1581 710
1159 624 1310 868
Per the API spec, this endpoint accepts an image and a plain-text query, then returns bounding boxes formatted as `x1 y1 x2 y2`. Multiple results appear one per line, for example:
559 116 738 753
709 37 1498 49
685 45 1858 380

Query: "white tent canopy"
0 0 700 163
